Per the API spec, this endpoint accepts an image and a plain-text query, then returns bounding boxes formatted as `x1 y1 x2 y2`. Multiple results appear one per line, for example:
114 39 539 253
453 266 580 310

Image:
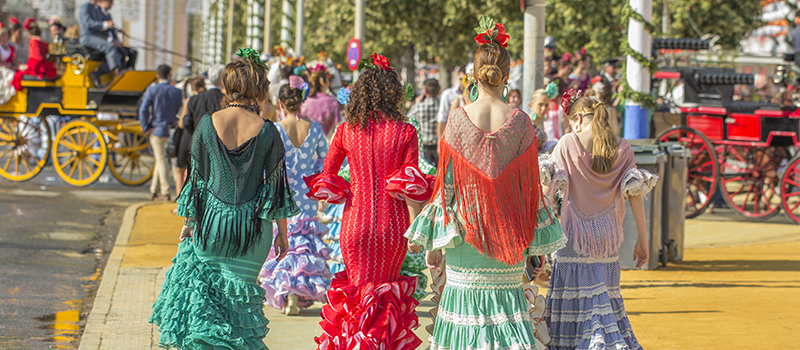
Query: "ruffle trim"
304 173 351 205
149 242 269 350
385 163 435 203
315 271 422 350
621 168 659 199
286 213 330 238
404 195 462 251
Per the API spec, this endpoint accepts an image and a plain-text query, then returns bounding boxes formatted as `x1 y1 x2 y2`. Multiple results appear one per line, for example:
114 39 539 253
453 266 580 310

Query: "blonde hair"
568 96 618 173
529 88 548 102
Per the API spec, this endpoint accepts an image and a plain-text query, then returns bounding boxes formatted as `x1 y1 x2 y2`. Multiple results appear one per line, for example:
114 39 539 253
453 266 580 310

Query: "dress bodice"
275 121 327 216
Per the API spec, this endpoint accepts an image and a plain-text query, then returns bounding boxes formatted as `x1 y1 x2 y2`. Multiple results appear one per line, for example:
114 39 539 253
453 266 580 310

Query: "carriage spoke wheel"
108 130 154 186
0 117 51 182
52 120 108 187
780 155 800 224
657 126 719 218
718 145 784 221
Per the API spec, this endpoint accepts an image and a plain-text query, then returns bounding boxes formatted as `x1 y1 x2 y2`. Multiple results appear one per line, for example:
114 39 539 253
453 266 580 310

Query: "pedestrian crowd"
1 7 658 350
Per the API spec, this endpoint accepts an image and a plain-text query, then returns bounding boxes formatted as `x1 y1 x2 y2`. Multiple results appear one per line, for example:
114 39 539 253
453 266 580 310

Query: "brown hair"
189 77 206 94
473 43 510 88
278 84 303 113
221 59 270 104
308 71 328 98
27 23 41 37
346 67 405 129
568 96 618 173
64 25 80 39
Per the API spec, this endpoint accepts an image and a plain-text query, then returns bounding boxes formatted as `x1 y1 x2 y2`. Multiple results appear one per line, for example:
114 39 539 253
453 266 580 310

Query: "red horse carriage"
653 46 800 224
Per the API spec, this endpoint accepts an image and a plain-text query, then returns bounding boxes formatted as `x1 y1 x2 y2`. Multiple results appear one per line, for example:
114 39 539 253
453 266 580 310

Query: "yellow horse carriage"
0 48 158 186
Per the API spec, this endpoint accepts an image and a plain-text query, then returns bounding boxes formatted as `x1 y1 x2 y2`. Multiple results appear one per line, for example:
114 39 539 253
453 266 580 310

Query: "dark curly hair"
346 67 405 129
279 84 303 114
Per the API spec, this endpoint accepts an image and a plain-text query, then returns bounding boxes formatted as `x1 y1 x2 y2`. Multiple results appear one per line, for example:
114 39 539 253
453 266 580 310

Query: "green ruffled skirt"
149 228 273 350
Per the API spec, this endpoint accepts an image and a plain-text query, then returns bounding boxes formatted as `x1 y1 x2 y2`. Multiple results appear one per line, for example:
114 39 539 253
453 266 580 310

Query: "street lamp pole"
624 0 653 139
226 0 234 62
294 0 304 57
264 0 271 52
522 0 546 114
354 0 364 80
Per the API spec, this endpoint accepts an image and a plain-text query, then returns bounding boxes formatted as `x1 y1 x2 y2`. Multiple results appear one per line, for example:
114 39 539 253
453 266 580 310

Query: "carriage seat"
21 74 58 82
65 43 106 62
721 101 781 114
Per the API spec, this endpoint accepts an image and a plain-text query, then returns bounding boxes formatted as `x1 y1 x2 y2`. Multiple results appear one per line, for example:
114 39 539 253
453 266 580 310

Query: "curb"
78 202 149 350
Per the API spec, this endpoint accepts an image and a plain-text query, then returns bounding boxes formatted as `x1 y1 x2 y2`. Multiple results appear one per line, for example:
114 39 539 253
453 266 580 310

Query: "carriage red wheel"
718 146 785 221
657 126 720 218
780 155 800 224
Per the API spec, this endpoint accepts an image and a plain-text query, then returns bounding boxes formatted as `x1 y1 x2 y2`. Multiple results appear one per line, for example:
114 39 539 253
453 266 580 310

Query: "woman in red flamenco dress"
12 18 57 91
304 53 434 350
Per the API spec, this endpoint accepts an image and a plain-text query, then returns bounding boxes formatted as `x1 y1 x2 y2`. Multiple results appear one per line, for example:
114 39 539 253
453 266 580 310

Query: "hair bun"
476 64 503 87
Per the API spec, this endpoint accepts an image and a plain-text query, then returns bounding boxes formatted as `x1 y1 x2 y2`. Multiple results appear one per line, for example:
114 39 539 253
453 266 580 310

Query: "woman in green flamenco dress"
149 52 300 350
405 17 566 350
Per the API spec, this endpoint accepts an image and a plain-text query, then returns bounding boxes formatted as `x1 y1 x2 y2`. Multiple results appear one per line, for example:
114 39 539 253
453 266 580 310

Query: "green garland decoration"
616 4 658 110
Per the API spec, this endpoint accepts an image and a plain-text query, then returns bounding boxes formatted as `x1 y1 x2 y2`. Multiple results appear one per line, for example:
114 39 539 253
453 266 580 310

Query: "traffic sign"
347 38 361 71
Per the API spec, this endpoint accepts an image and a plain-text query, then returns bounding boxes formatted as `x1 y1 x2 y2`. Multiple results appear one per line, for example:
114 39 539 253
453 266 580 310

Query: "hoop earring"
469 85 479 102
502 85 509 103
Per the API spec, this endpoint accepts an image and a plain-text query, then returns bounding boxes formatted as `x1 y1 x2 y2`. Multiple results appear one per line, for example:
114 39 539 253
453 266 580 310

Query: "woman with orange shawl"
405 16 565 350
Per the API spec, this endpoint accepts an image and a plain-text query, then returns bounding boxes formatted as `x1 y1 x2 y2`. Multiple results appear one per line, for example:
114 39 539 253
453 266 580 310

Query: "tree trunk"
399 43 416 90
439 63 453 91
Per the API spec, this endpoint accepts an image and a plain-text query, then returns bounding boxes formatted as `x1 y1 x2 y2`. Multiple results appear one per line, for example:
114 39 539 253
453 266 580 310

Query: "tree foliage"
546 0 763 65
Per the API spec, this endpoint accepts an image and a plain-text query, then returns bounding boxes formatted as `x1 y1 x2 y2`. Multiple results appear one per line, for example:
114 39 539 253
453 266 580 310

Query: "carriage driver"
78 0 134 87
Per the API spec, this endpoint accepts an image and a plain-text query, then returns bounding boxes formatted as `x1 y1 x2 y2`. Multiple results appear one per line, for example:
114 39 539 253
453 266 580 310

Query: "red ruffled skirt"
12 58 57 91
316 271 422 350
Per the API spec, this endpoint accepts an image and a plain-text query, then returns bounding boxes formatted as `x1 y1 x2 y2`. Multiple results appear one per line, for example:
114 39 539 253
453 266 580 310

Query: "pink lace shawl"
550 133 640 258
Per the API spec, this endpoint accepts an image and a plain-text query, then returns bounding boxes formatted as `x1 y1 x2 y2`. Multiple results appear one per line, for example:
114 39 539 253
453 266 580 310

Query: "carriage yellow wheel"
0 117 52 182
108 130 154 186
52 120 108 186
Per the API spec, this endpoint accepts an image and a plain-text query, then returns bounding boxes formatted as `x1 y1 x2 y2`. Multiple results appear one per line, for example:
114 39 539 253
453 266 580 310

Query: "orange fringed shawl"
433 139 541 265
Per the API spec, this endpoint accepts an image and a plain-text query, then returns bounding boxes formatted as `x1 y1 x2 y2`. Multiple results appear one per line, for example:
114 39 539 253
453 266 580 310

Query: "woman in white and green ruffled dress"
405 16 566 350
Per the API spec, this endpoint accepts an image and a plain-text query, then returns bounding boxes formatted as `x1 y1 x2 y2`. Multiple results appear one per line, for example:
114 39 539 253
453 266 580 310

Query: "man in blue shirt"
139 65 182 200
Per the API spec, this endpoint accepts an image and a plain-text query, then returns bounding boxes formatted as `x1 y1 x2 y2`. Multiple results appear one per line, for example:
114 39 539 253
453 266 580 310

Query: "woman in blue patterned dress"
259 79 332 315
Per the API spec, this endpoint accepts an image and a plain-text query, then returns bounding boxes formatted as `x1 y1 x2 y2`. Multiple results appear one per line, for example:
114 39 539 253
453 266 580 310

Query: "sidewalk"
78 203 800 350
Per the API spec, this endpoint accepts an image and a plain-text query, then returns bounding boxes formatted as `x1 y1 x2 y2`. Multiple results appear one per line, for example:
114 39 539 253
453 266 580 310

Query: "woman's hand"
425 249 443 271
633 240 649 268
527 255 546 281
408 242 422 254
273 232 288 262
274 218 289 261
179 225 193 242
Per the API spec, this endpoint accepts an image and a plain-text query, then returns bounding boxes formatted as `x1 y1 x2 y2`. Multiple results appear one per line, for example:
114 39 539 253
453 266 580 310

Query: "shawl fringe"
433 140 542 265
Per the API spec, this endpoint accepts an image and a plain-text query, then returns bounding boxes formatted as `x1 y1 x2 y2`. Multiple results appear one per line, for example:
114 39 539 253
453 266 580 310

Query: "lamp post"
624 0 653 139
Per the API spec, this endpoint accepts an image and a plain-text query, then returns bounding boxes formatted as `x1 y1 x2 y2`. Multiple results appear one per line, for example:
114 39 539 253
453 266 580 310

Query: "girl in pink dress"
541 93 658 350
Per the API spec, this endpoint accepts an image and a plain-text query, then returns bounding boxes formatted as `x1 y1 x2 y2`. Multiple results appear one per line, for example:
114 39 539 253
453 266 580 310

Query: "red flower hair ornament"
357 53 393 71
9 17 19 25
23 18 35 31
473 15 510 48
561 88 583 115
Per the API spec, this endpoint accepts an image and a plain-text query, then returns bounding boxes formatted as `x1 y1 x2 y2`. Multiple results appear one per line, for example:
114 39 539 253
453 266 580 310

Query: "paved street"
0 167 151 350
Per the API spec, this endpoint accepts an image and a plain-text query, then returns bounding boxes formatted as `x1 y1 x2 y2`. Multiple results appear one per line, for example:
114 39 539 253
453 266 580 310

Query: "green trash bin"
661 143 690 264
620 141 666 270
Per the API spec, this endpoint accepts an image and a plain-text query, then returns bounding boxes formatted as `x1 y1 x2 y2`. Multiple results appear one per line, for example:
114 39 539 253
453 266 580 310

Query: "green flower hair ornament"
236 48 269 70
405 84 415 102
545 81 559 100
